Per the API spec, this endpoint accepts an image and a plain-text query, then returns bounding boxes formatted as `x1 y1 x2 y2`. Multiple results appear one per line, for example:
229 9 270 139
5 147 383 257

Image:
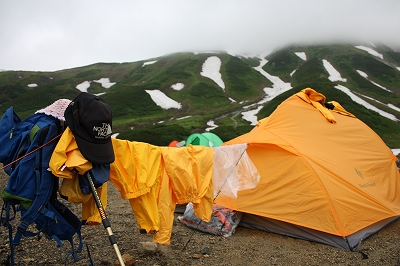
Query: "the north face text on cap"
93 123 112 139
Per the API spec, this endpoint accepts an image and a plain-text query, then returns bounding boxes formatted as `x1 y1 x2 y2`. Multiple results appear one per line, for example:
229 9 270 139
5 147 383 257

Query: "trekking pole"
85 171 125 266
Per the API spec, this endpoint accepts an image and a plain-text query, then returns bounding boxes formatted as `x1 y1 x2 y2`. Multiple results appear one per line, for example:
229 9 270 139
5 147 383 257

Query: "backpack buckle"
17 221 29 234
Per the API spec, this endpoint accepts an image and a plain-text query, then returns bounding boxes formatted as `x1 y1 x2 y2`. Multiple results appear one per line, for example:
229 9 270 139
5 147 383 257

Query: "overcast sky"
1 0 399 72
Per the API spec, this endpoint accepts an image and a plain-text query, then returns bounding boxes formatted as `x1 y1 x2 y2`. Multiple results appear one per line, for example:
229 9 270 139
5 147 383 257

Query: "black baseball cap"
64 92 115 164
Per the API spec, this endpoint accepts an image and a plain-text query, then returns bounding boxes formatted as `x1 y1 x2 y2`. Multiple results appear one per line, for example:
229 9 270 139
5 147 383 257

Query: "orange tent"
215 88 400 250
168 140 179 147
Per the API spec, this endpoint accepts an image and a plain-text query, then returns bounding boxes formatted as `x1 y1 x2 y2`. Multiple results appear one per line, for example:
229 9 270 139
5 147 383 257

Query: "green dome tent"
185 132 223 147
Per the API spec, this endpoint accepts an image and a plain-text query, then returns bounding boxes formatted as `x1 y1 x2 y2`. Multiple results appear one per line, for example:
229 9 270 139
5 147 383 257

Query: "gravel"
1 170 400 266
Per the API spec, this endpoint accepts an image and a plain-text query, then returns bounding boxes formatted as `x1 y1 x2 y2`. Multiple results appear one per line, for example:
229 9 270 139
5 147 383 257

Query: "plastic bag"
178 202 242 237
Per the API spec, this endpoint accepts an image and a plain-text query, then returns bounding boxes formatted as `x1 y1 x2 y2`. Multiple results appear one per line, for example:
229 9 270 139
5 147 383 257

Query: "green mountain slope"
0 44 399 149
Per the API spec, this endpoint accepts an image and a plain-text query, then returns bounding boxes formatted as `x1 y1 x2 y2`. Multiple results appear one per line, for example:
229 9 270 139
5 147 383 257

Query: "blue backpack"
0 106 92 265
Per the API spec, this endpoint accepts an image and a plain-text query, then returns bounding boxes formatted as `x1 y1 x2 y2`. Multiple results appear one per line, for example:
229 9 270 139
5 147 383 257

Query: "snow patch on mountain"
355 45 384 59
76 78 116 92
171 83 185 91
255 58 293 102
323 60 347 82
142 60 157 67
93 78 116 89
334 85 398 122
205 120 218 131
361 94 400 113
201 56 225 91
356 70 391 92
295 52 307 61
145 89 182 109
241 106 263 126
76 81 91 92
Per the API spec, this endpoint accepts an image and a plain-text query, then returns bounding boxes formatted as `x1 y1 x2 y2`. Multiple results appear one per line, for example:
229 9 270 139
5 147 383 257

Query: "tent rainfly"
215 88 400 250
185 132 223 147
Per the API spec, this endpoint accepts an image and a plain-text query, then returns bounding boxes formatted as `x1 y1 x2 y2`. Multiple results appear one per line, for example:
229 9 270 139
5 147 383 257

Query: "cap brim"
74 135 115 164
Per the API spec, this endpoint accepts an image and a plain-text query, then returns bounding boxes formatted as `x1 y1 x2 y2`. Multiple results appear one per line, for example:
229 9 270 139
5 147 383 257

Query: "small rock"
23 258 35 263
200 246 211 255
114 253 135 266
158 244 174 256
137 241 159 254
192 253 202 259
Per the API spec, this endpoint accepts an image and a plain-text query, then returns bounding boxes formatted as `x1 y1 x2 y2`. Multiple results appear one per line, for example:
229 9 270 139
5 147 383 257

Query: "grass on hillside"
0 45 399 148
264 50 304 82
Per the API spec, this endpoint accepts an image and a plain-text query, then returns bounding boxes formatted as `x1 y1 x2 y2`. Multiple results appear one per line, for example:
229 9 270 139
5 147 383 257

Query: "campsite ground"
1 170 400 266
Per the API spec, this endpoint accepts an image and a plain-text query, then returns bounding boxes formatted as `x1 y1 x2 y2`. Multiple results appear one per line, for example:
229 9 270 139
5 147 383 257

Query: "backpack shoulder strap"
11 121 58 245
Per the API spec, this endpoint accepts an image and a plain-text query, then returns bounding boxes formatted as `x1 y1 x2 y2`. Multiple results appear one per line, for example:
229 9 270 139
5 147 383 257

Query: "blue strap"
2 201 16 223
40 206 56 220
3 205 15 266
6 222 14 266
34 146 41 196
1 202 19 266
63 236 80 264
13 221 29 245
76 230 84 252
85 242 95 266
64 242 94 266
64 251 79 265
51 234 64 248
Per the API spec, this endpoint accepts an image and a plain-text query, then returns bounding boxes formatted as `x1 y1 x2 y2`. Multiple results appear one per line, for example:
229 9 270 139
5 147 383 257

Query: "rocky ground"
1 170 400 266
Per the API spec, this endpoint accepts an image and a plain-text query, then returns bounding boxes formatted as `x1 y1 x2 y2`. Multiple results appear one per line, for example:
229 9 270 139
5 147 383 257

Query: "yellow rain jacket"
49 128 107 225
110 139 214 244
109 138 162 234
153 146 214 244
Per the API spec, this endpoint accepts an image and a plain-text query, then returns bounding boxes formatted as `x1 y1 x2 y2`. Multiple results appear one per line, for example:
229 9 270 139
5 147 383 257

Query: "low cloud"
0 0 399 71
